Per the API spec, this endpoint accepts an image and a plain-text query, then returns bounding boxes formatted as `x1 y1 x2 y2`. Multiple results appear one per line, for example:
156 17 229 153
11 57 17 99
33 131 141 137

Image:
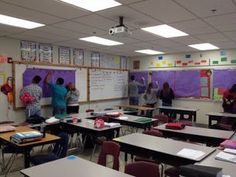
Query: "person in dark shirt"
159 82 175 106
222 84 236 113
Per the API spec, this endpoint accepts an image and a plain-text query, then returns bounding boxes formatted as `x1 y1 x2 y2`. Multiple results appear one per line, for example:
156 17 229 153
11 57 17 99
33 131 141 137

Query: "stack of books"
10 131 43 144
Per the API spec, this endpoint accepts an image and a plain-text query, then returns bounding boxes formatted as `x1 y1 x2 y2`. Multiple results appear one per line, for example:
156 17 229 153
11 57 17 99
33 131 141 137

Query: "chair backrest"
143 129 163 137
53 132 69 158
104 108 113 111
97 141 120 170
86 109 94 113
125 161 160 177
153 114 169 126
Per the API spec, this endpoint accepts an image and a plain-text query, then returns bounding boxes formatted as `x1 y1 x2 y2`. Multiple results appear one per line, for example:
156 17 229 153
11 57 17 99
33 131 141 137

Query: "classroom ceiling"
1 0 236 56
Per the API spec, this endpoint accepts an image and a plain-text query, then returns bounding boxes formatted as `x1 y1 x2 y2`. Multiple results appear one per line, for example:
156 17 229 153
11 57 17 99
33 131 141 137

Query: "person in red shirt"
223 84 236 113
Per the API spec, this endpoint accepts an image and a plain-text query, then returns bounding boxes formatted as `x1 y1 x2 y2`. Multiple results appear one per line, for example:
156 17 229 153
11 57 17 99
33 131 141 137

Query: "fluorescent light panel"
58 0 121 12
80 36 123 46
142 24 188 38
0 14 45 29
188 43 219 50
135 49 164 55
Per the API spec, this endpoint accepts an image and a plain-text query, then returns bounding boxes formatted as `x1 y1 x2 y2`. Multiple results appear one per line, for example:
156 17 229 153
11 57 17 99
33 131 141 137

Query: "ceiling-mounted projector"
109 16 131 37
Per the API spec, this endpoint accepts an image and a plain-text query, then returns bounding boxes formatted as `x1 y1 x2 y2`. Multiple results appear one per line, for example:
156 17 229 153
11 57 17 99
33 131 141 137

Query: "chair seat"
30 153 58 165
165 167 180 177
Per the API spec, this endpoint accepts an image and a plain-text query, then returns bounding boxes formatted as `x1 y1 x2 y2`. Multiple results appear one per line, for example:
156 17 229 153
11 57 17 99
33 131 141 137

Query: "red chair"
143 129 163 137
153 114 170 126
97 141 120 171
217 117 233 130
125 161 160 177
86 109 94 113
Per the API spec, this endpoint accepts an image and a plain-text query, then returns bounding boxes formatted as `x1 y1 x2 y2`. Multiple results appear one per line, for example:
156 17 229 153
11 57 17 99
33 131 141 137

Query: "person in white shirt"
144 82 159 108
128 75 145 105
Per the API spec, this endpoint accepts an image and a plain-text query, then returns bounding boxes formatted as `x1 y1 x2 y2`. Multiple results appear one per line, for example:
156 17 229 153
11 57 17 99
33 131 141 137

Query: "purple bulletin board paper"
23 68 75 97
129 71 148 93
175 70 200 97
151 71 175 90
213 69 236 90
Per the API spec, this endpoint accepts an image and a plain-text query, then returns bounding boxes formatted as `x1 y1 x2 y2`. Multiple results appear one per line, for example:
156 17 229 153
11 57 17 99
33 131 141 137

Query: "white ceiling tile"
1 0 89 19
73 14 116 30
224 31 236 40
213 41 236 49
101 34 140 44
150 39 183 47
175 0 236 18
97 6 161 28
204 13 236 26
172 36 202 45
194 33 230 42
117 0 145 5
0 24 26 36
171 19 217 35
130 30 162 41
130 0 196 23
8 33 54 43
52 21 106 36
0 1 63 25
214 23 236 32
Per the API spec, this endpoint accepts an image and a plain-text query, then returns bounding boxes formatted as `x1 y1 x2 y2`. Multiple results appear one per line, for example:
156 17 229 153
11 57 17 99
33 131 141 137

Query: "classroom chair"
134 129 164 176
104 108 114 111
215 117 233 131
164 167 180 177
125 161 160 177
30 132 69 165
97 141 120 171
153 114 170 126
85 109 94 113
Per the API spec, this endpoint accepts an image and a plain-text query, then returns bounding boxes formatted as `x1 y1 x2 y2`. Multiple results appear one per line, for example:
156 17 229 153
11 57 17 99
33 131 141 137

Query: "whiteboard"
89 69 128 101
13 63 88 109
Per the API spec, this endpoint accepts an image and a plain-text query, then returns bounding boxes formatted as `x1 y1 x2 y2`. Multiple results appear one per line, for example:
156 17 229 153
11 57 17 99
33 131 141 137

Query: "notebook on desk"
215 151 236 163
0 125 16 133
134 117 152 123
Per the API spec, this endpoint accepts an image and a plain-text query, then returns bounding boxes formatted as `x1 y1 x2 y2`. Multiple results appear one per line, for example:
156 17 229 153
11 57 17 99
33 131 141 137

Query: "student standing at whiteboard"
128 75 145 105
45 72 67 115
144 82 159 108
66 82 80 114
20 75 42 118
159 82 175 106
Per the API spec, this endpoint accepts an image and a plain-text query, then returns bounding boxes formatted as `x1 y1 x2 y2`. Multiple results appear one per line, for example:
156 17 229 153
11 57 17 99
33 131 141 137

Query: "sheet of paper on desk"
104 122 120 127
224 148 236 155
118 116 128 120
215 151 236 163
177 148 205 160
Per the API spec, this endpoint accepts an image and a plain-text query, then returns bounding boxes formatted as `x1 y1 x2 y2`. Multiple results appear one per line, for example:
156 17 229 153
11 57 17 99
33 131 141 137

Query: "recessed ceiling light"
0 14 45 29
135 49 164 55
79 36 123 46
141 24 188 38
188 43 219 50
58 0 121 12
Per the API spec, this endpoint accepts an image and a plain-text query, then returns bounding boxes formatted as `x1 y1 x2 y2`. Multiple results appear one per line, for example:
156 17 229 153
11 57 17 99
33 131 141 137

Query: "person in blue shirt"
45 72 67 115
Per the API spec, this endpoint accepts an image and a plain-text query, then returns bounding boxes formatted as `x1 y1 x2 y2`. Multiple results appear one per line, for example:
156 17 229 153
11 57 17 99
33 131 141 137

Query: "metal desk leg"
24 148 31 168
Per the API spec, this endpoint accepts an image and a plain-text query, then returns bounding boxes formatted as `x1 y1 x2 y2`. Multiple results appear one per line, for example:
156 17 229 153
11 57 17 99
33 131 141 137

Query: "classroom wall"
0 37 128 123
130 49 236 124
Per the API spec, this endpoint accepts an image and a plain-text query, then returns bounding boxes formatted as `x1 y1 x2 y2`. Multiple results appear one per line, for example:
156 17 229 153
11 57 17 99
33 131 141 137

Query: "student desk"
0 126 60 168
21 156 133 177
87 114 157 130
197 150 235 176
113 133 215 166
117 104 156 111
155 124 234 146
206 112 236 127
158 106 199 122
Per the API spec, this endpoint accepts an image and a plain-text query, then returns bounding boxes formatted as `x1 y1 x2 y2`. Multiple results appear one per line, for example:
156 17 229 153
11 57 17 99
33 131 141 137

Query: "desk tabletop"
158 106 199 112
116 104 155 111
114 133 215 162
155 124 235 140
206 112 236 117
111 114 156 124
21 156 133 177
0 126 60 147
198 150 235 176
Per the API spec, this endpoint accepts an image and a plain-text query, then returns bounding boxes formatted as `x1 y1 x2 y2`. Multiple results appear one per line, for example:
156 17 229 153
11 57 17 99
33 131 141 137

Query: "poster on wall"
58 46 71 64
120 56 127 69
39 43 53 63
20 41 37 61
91 52 100 67
73 48 84 65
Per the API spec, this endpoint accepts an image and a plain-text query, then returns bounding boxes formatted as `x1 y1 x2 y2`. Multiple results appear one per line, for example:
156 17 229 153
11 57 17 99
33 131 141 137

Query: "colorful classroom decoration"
58 46 71 64
20 41 37 61
213 69 236 101
39 43 53 63
129 71 149 94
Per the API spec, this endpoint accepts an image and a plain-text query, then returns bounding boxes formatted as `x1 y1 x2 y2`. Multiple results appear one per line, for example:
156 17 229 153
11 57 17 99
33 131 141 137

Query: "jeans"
129 97 139 105
53 106 66 116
